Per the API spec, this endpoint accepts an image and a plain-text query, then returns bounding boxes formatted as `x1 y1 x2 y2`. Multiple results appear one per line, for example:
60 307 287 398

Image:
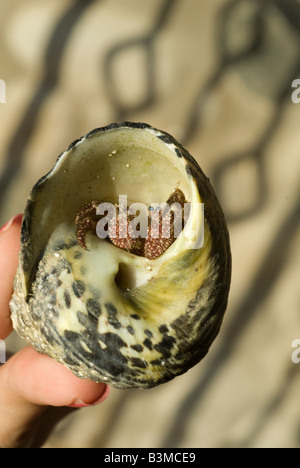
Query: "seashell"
10 122 231 389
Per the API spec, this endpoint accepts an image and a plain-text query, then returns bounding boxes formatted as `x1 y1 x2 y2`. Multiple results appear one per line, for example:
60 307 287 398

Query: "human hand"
0 215 109 448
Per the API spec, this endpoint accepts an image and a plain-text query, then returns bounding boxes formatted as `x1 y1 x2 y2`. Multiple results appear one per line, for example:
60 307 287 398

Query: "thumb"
0 214 109 447
1 346 109 407
0 343 109 448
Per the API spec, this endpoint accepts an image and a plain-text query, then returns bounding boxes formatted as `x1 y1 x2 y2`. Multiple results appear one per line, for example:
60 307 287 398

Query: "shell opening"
114 262 137 291
26 126 197 271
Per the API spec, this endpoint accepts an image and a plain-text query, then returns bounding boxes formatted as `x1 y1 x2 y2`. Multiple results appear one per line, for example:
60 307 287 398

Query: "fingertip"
69 384 110 407
0 214 23 234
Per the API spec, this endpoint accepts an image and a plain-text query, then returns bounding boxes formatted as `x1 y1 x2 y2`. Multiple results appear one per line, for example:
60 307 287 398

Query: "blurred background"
0 0 300 448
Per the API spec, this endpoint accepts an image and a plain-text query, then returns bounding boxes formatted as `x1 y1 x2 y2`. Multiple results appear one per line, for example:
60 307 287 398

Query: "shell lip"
28 121 197 200
85 121 152 139
66 121 200 172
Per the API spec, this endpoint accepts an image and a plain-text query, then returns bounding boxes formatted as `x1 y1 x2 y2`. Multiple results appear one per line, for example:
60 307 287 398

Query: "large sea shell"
10 122 231 389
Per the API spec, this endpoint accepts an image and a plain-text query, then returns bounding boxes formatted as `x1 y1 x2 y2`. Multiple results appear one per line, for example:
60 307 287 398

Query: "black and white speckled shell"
10 122 231 389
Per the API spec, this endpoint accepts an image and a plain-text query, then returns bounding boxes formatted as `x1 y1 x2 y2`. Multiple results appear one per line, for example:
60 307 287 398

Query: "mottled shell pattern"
10 122 231 389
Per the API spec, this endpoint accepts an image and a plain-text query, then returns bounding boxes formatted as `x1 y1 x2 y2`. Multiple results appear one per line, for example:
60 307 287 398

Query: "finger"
1 346 109 407
0 214 22 339
0 347 109 447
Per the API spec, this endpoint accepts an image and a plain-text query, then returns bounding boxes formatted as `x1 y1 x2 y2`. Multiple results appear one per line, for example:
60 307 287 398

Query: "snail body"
10 122 231 389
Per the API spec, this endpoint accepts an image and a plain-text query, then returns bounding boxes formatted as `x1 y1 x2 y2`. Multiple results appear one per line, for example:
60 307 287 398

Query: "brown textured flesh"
75 187 187 259
10 125 231 389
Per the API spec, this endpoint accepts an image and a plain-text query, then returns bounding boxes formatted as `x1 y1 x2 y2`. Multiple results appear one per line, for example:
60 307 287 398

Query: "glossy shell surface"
10 122 231 389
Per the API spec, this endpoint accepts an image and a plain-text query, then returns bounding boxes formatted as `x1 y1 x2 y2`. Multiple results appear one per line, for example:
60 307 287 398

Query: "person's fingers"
0 214 110 447
0 347 109 447
0 214 22 339
1 346 109 407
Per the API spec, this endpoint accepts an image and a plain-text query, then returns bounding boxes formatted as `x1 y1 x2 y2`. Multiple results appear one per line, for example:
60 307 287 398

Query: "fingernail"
0 214 23 234
69 384 110 408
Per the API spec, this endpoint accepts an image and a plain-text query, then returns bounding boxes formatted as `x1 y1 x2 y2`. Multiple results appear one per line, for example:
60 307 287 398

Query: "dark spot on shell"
54 241 68 251
130 314 140 320
74 251 83 260
105 303 122 329
159 324 168 334
157 134 171 144
186 165 193 178
99 332 127 351
72 280 86 298
86 298 101 322
57 279 62 287
64 330 78 343
89 286 100 300
63 326 129 378
111 321 122 330
150 358 166 366
64 290 71 308
68 239 79 249
175 147 182 158
154 335 176 359
130 357 148 368
131 344 143 353
144 329 153 338
185 164 198 180
105 302 117 316
143 338 153 350
77 310 94 329
127 325 135 335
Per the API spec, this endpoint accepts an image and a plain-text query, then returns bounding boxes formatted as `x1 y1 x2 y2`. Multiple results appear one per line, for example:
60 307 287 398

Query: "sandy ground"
0 0 299 448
